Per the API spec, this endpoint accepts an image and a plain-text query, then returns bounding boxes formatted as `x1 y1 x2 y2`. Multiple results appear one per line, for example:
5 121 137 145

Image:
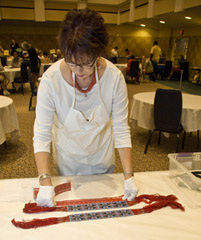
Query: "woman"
34 9 138 207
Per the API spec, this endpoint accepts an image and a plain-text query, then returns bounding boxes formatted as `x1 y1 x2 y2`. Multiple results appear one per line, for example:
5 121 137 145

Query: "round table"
129 92 201 132
0 96 20 144
0 67 21 83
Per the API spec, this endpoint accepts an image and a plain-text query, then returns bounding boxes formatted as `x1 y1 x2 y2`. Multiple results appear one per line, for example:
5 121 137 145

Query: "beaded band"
39 173 51 182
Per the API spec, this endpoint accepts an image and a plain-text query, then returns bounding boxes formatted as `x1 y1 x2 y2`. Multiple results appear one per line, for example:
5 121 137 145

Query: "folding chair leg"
29 95 33 111
176 134 180 153
197 130 200 149
181 131 186 150
158 131 161 145
144 130 154 154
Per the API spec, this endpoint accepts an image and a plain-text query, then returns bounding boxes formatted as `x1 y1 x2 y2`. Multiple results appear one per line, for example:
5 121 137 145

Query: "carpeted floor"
0 80 200 179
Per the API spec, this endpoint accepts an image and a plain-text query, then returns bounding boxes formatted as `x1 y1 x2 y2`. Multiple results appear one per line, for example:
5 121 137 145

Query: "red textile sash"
12 193 185 229
23 194 178 213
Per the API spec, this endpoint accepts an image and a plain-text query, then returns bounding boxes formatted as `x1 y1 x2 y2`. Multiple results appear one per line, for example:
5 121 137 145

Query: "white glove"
36 186 55 207
122 177 139 201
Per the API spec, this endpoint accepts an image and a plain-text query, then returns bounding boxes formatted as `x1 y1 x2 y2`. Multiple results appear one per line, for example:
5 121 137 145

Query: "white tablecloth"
0 67 21 83
39 63 52 76
0 171 201 240
115 63 127 77
0 96 20 144
130 92 201 132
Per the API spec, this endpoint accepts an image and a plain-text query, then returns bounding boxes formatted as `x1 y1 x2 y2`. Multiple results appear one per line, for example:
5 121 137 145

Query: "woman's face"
66 55 96 80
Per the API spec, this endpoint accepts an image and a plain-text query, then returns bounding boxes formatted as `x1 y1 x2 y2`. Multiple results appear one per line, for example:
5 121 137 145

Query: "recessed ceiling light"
185 16 192 20
140 24 146 27
159 21 165 24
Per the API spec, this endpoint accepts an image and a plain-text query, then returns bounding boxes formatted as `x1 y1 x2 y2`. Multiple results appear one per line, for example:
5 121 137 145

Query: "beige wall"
0 19 200 67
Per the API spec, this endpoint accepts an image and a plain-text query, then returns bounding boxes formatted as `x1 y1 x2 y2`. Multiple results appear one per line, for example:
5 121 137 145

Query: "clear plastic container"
168 152 201 207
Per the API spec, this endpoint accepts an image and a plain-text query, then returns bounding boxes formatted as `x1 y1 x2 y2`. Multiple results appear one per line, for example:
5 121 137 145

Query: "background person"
10 39 20 56
110 46 118 63
125 48 132 58
34 9 138 207
0 61 10 95
150 41 161 79
141 55 154 81
21 41 41 88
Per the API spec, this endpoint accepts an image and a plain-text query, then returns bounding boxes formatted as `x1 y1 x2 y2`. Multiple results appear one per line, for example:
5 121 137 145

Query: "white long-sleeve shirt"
33 58 131 153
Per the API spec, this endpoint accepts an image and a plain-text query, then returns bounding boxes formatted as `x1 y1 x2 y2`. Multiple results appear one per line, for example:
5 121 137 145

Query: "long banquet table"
0 67 21 83
129 92 201 132
0 171 201 240
0 95 20 144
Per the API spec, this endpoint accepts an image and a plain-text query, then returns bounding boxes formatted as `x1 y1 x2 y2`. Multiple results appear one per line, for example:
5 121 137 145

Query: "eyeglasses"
66 58 96 69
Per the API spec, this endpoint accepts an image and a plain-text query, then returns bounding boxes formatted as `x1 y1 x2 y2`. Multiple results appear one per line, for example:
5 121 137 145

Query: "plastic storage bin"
168 152 201 207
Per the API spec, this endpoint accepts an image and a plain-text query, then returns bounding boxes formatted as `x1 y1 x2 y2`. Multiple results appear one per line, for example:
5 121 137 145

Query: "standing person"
10 39 20 56
125 48 132 58
21 41 41 88
110 46 118 63
150 41 161 79
34 9 138 207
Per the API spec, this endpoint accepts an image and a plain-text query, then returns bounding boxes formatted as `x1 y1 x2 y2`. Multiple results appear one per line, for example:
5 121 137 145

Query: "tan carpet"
0 81 199 179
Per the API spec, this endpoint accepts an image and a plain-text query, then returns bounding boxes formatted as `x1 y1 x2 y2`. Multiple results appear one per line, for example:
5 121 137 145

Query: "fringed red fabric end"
134 194 178 204
23 203 57 213
133 200 185 215
11 216 69 229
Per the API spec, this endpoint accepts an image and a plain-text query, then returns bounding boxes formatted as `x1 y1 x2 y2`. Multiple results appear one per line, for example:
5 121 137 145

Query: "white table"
115 63 127 77
39 63 53 76
0 67 21 83
0 171 201 240
129 92 201 132
0 96 20 144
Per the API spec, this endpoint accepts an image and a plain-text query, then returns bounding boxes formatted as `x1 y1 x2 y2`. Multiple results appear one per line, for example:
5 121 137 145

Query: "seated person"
53 49 63 62
0 62 10 95
126 55 140 83
12 51 23 80
141 55 154 81
12 51 23 68
167 55 185 80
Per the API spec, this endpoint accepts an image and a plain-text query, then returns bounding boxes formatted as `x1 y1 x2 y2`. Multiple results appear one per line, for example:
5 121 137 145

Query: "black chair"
43 64 51 73
144 88 186 154
27 66 37 111
0 56 7 67
13 61 30 94
171 61 189 81
160 61 172 79
126 60 140 84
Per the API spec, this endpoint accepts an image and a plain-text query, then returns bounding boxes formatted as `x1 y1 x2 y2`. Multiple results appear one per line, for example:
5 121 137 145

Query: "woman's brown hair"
58 8 109 64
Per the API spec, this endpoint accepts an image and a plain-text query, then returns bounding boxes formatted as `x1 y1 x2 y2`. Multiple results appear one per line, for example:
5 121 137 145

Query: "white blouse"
33 58 131 153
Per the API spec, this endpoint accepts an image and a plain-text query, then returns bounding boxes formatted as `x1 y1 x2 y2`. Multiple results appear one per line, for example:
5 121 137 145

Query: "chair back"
163 61 172 78
27 66 36 94
0 56 7 67
154 88 182 132
130 60 139 78
43 64 51 73
20 61 30 83
180 61 189 81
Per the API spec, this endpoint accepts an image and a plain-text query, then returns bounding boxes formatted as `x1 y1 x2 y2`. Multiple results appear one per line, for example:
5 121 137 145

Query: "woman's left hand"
122 177 138 201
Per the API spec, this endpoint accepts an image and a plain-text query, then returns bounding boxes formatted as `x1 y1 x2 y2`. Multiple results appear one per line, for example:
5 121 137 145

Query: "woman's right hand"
36 185 55 207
